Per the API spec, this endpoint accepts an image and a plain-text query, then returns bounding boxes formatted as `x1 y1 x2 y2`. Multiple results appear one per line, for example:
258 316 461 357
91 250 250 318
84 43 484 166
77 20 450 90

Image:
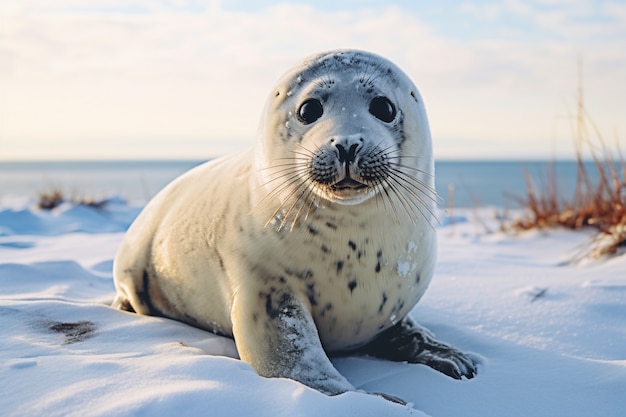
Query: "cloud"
0 1 624 160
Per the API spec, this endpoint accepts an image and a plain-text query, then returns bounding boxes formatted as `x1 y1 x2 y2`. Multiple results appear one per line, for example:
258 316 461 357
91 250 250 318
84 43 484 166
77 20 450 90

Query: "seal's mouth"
325 176 374 205
331 177 368 191
306 143 387 204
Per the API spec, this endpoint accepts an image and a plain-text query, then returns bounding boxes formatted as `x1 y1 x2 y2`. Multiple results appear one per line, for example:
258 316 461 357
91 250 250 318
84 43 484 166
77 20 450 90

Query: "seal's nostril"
336 144 348 163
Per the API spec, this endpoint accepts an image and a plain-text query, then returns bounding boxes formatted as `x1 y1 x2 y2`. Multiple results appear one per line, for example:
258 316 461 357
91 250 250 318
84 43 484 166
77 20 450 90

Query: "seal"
112 49 477 399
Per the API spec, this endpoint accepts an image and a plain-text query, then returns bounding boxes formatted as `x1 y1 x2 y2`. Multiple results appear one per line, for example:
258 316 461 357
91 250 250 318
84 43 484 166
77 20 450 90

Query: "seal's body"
113 50 476 398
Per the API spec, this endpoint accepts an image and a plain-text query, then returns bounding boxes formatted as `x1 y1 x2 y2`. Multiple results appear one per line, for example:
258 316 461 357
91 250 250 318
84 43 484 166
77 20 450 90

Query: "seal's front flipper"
231 289 354 395
354 317 477 380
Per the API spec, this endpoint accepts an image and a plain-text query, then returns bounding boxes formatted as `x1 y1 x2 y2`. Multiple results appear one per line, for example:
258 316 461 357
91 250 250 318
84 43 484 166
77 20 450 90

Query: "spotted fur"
112 49 476 401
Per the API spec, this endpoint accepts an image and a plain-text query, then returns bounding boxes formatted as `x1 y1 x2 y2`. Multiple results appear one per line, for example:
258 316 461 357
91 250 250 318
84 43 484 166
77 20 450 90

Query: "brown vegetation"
37 188 109 211
506 61 626 260
508 150 626 259
37 189 65 210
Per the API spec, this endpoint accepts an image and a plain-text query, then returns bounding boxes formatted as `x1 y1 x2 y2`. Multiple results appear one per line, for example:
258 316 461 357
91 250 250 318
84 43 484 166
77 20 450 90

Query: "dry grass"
508 151 626 259
506 61 626 260
37 189 65 210
37 188 109 211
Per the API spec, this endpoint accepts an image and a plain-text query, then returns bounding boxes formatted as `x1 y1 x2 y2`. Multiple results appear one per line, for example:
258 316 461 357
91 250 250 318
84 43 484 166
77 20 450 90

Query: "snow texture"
1 199 625 417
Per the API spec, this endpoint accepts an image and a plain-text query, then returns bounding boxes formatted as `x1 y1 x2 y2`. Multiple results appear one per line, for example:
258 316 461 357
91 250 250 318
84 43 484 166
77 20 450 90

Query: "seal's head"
255 50 434 228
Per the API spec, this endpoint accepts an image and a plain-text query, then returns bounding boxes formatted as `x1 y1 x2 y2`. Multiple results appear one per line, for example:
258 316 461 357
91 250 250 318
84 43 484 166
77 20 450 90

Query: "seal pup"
112 49 477 399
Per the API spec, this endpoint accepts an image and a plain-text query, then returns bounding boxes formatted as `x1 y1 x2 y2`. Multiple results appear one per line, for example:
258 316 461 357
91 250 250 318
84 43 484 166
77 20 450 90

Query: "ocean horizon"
0 159 612 208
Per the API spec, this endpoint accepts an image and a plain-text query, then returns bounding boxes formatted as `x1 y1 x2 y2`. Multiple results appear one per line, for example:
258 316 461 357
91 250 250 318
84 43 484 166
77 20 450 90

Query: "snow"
1 199 625 417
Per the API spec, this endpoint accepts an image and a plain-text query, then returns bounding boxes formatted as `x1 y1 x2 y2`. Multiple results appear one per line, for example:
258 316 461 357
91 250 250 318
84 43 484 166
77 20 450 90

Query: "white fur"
113 49 436 396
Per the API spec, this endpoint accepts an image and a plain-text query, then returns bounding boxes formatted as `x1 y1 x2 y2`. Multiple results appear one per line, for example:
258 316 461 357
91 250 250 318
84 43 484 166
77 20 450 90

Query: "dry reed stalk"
507 59 626 260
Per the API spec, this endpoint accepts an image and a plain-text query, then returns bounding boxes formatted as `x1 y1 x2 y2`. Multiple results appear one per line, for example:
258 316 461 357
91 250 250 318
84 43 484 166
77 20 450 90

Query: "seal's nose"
336 143 359 164
332 137 364 184
333 137 363 164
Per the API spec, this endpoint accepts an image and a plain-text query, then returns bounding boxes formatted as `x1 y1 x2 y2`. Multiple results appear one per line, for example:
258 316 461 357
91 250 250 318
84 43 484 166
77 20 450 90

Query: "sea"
0 159 614 208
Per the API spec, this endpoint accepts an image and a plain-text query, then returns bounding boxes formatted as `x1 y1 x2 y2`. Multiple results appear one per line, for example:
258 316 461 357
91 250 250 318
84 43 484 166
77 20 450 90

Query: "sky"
0 0 625 161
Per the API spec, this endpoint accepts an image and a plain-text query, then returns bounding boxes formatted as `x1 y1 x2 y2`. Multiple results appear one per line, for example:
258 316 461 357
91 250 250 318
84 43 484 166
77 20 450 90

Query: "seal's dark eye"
369 96 396 123
297 98 323 125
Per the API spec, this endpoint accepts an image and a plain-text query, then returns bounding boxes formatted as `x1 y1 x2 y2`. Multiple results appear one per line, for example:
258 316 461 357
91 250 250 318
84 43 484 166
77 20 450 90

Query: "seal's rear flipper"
111 295 135 313
351 317 478 380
